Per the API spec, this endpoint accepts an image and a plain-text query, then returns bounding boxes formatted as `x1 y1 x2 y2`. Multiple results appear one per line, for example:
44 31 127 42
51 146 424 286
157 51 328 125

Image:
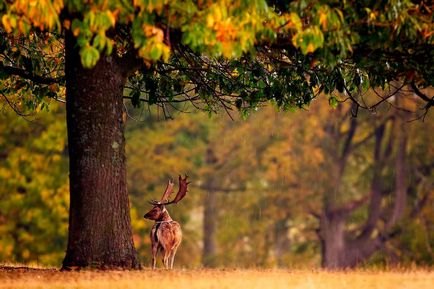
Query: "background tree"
256 94 434 268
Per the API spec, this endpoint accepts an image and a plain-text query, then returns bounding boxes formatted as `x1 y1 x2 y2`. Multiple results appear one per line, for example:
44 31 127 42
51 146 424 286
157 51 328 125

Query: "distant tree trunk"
318 112 356 269
62 32 139 269
203 189 217 267
319 214 346 268
202 148 218 267
274 218 291 267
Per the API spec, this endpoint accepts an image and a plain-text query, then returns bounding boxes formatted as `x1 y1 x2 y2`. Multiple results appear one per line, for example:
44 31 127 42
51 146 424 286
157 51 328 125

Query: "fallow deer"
144 175 189 269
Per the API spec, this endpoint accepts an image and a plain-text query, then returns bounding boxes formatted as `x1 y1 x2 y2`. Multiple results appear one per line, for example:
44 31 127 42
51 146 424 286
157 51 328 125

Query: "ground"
0 266 433 289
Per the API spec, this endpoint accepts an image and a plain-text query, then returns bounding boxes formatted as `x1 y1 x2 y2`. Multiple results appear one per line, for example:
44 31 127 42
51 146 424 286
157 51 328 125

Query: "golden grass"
0 268 433 289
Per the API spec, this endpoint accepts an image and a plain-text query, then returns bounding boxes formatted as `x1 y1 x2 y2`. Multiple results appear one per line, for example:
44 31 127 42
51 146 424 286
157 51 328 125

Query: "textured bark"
62 32 139 269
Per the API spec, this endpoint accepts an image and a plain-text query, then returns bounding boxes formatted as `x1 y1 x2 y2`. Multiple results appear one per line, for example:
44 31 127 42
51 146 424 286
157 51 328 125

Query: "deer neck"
157 209 172 222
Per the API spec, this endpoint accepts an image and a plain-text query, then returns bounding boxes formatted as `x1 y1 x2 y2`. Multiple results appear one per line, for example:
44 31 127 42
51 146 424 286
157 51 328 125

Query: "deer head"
144 175 189 221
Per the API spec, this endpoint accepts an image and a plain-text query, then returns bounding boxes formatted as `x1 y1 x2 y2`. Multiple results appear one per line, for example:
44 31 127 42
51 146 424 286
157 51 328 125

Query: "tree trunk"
202 148 218 267
62 32 139 269
319 214 347 268
202 189 217 267
274 218 290 267
388 121 407 228
319 111 410 269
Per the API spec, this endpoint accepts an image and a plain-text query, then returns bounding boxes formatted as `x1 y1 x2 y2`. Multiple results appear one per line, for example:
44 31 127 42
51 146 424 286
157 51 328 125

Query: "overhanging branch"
410 82 434 109
0 63 64 85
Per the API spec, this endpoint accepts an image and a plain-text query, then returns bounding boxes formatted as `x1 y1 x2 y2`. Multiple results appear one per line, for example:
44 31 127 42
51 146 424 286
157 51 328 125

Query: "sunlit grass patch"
1 267 433 289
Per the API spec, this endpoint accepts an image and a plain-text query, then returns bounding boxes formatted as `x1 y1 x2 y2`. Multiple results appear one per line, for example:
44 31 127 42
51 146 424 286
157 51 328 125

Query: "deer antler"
160 179 175 202
168 175 189 204
149 179 174 205
148 176 189 206
153 175 190 206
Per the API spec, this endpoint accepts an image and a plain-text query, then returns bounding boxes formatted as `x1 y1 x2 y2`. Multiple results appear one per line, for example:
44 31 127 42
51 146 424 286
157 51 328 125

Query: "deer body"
144 176 189 269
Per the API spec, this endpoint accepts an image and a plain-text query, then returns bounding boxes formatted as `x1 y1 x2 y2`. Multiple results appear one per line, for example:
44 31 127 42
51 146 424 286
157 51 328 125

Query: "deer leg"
163 249 171 269
151 244 159 269
169 247 178 269
161 249 167 269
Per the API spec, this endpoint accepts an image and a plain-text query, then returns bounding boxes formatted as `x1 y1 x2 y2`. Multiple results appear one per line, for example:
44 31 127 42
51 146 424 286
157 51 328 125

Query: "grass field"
0 266 433 289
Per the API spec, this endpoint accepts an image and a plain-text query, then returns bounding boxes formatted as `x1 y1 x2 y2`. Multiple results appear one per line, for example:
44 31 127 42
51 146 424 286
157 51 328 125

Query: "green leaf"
149 46 163 60
80 46 100 69
77 35 88 47
93 34 106 50
328 96 338 108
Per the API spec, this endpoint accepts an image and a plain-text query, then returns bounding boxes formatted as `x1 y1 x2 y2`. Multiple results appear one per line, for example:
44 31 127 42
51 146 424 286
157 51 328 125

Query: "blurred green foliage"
0 102 68 265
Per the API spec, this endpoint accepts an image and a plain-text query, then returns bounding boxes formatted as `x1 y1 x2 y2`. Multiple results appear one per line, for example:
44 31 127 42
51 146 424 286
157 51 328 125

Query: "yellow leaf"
284 13 302 31
214 5 223 23
319 11 327 29
206 13 214 28
161 45 171 62
88 11 96 29
231 68 239 77
106 11 116 27
306 43 315 53
2 14 15 33
221 42 234 58
73 27 80 36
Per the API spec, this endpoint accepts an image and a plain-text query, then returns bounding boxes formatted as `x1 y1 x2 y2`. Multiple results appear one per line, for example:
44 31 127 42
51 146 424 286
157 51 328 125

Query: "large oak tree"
0 0 432 269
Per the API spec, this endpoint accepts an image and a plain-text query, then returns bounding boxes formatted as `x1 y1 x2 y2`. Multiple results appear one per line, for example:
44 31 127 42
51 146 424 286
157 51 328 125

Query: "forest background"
1 90 432 268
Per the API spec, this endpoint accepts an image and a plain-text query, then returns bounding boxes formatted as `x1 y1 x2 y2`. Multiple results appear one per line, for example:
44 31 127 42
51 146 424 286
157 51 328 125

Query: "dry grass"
0 267 433 289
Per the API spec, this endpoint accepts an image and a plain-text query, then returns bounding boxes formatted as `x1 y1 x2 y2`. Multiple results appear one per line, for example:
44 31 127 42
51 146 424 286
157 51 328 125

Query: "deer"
143 175 189 269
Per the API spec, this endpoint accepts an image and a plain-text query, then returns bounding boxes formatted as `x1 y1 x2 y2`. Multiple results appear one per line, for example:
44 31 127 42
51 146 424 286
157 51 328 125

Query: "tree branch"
411 82 434 109
0 62 64 85
410 189 432 219
0 92 35 120
329 196 369 218
340 110 358 161
123 95 200 103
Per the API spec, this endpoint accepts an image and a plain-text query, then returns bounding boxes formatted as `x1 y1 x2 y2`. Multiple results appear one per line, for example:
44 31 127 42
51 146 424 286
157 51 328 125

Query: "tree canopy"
1 0 433 115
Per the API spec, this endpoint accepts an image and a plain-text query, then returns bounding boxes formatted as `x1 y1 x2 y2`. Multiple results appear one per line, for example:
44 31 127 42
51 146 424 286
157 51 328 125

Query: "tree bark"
62 32 139 269
319 214 346 268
